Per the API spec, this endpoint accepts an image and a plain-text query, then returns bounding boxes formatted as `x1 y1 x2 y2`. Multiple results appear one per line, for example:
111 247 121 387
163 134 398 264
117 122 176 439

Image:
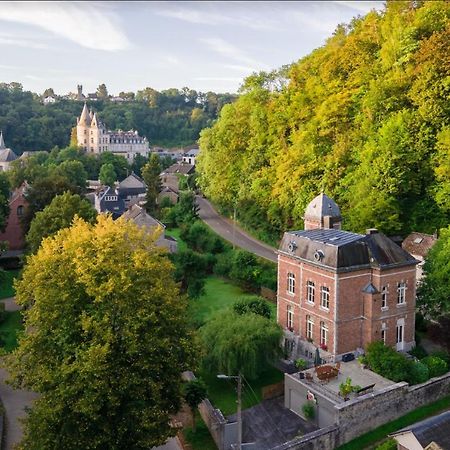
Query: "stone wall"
336 372 450 444
271 426 339 450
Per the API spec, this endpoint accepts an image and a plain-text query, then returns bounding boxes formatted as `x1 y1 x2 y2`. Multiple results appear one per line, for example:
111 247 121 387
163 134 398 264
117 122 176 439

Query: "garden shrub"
421 356 448 378
295 358 307 370
302 401 315 420
229 250 261 290
409 344 427 360
365 341 412 383
409 361 429 384
233 297 271 319
430 350 450 366
0 303 5 324
213 252 232 277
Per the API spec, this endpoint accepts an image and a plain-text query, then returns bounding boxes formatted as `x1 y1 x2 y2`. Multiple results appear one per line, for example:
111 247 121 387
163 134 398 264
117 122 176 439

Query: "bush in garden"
409 345 428 360
408 361 429 384
233 297 271 319
421 356 448 378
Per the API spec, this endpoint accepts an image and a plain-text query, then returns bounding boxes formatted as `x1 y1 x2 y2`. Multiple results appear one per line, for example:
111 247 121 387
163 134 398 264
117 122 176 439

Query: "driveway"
196 196 278 263
228 396 317 449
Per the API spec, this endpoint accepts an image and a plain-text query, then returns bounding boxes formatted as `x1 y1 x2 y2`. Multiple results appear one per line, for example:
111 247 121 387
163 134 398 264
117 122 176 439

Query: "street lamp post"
217 373 242 450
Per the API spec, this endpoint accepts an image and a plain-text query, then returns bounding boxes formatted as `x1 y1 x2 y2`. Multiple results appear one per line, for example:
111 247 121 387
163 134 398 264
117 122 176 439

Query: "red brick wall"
0 186 27 250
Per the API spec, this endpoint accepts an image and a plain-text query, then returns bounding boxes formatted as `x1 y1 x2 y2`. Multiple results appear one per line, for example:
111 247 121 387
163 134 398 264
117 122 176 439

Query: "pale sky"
0 1 385 95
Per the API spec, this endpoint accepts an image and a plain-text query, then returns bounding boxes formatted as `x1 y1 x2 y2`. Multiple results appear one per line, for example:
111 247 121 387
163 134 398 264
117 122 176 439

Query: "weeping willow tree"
200 311 282 379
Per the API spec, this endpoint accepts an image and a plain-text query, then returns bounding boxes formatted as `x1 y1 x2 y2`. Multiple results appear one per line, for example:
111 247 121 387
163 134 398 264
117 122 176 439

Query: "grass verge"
0 270 20 299
0 310 23 352
183 413 217 450
337 395 450 450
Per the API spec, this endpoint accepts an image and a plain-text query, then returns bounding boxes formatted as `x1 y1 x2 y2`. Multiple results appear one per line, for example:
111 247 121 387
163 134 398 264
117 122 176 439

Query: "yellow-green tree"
7 215 196 449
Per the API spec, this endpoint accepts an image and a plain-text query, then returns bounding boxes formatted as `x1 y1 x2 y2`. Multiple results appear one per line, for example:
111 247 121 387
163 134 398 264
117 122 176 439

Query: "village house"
0 182 28 251
93 173 147 218
160 162 195 193
0 132 18 172
277 193 418 363
122 204 177 253
182 148 199 166
402 232 438 283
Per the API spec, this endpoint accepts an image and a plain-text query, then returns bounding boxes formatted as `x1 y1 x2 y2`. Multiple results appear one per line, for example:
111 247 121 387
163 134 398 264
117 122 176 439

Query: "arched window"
17 205 24 216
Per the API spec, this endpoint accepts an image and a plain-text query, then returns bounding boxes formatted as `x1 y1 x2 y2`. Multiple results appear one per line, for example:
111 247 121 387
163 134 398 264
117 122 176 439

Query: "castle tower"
77 85 83 101
0 131 5 150
89 112 104 154
304 193 342 230
76 103 91 152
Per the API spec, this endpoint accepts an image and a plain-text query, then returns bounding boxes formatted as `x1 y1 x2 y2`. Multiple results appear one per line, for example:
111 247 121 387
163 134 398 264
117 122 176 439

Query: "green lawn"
183 413 217 450
0 310 23 352
199 363 284 416
337 395 450 450
188 276 276 327
0 270 20 299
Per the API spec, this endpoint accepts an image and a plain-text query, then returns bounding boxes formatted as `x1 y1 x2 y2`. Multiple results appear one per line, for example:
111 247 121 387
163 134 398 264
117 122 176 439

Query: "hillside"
197 1 450 241
0 85 236 152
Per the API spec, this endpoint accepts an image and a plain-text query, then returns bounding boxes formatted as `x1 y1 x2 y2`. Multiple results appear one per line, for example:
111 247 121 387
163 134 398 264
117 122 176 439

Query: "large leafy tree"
99 163 117 187
7 215 196 449
26 192 97 253
22 175 81 232
417 225 450 319
201 310 282 379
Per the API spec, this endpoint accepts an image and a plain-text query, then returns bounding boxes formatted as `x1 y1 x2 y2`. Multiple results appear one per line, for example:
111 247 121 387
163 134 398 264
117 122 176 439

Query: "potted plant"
302 401 316 420
339 377 361 401
295 358 307 371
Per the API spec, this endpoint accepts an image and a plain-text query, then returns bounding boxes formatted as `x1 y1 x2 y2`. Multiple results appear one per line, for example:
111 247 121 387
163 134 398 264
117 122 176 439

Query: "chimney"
366 228 378 235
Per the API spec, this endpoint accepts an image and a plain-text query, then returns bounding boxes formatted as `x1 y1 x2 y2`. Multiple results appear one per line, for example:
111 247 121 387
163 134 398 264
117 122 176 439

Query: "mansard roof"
304 193 341 220
279 228 417 271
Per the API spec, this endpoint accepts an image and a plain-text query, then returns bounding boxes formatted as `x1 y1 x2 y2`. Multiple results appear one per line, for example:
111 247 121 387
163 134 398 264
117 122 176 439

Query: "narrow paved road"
196 196 278 263
0 298 38 450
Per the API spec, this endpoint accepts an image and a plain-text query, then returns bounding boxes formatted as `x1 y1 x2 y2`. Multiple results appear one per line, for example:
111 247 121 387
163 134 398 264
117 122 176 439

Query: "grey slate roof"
162 163 195 175
391 410 450 449
279 228 417 271
304 193 341 219
362 282 378 294
98 186 126 219
0 148 18 162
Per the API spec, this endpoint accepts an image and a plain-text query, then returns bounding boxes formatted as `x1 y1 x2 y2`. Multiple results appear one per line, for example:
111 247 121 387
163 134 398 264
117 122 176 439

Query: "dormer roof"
304 193 341 220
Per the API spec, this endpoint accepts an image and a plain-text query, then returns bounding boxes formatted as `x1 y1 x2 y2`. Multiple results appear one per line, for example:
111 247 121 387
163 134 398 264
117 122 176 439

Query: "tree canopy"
200 310 282 379
197 1 450 240
8 215 196 449
26 192 97 253
417 225 450 319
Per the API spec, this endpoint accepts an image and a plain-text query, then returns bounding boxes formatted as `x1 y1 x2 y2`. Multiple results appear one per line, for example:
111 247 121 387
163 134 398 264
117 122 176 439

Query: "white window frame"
287 305 294 330
381 322 386 344
320 321 328 347
287 273 295 295
306 315 314 340
320 286 330 310
396 324 404 344
397 282 406 305
307 281 315 304
381 285 388 310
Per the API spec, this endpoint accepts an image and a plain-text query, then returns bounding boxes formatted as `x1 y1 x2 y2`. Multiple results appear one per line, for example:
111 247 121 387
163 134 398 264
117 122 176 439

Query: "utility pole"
217 373 242 450
232 203 237 250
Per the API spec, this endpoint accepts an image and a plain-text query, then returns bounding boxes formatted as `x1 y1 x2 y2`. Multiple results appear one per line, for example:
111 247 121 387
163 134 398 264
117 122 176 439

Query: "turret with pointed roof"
77 102 91 126
0 131 5 150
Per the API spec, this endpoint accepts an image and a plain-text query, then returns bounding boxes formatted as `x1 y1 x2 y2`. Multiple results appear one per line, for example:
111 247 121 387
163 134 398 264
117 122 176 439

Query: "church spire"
0 131 5 149
78 102 91 126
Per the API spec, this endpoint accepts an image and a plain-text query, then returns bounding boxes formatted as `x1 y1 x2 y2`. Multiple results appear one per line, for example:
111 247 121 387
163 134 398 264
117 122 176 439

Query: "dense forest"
197 1 450 242
0 84 236 152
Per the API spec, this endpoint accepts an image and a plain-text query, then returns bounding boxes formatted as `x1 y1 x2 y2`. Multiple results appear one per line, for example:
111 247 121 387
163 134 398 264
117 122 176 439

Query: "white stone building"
76 103 149 161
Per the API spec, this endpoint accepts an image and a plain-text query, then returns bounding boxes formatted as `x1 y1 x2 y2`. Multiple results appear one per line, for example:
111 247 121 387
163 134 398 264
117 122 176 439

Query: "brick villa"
277 193 418 362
